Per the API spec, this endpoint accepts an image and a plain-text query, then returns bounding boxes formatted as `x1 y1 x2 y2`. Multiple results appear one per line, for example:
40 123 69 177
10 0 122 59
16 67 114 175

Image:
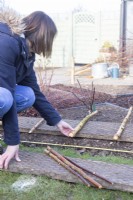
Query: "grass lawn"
0 145 133 200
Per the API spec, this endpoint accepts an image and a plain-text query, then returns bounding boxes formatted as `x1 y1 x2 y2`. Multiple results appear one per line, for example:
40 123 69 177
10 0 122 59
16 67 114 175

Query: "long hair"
23 11 57 57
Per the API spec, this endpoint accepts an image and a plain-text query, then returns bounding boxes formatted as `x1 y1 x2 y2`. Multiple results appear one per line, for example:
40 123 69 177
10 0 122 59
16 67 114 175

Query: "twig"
64 156 112 184
45 149 91 187
46 146 102 188
77 80 96 112
90 82 95 112
77 79 85 98
71 91 90 110
113 106 133 140
69 110 98 137
28 118 44 133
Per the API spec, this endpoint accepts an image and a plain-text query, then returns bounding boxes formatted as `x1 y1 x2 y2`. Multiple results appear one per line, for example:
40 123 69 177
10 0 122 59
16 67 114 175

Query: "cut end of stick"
69 131 75 137
69 110 98 138
98 185 103 189
113 135 119 140
44 149 49 154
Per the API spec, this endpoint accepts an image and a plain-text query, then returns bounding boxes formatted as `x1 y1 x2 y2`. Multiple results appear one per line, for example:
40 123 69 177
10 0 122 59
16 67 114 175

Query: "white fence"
35 10 120 68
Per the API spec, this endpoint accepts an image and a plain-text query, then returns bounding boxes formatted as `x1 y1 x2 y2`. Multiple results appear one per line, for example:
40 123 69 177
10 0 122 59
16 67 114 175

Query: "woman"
0 7 73 169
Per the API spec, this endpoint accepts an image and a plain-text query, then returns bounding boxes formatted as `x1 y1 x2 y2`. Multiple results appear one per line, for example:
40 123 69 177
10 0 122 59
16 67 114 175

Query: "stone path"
3 150 133 193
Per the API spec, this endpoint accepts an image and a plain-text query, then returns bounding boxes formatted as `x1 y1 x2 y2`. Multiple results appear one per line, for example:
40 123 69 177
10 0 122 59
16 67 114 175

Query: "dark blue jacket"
0 23 61 145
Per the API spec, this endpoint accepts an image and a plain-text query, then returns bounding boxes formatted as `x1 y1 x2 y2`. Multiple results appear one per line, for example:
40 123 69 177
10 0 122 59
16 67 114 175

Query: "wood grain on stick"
113 106 133 140
45 149 91 187
28 118 44 133
46 146 102 188
64 156 112 185
69 110 98 137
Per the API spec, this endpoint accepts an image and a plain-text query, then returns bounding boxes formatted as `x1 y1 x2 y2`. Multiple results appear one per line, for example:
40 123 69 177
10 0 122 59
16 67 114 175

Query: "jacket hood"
0 6 25 35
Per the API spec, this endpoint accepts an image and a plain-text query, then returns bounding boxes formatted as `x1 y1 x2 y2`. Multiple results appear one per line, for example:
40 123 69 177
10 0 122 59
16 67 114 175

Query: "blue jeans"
0 85 35 118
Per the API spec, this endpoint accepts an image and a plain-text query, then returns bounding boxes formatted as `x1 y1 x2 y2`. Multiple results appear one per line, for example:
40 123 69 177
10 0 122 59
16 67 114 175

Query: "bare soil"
19 84 133 159
20 84 133 118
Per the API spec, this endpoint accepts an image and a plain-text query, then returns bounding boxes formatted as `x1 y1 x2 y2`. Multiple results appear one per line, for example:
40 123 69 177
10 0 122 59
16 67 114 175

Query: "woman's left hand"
56 120 74 136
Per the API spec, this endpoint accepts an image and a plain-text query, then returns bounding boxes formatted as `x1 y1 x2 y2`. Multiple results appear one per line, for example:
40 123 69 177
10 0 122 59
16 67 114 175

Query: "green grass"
0 171 133 200
21 144 133 165
0 144 133 200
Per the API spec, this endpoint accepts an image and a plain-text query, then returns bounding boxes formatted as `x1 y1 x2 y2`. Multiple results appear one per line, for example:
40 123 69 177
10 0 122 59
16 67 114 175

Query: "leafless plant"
70 79 95 113
35 56 54 96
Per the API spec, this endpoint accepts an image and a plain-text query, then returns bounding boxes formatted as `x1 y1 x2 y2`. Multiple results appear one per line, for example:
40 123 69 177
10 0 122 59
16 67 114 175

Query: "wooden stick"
47 146 102 188
69 110 98 137
45 150 90 187
21 141 133 154
64 156 112 185
113 106 133 140
28 118 44 133
74 67 91 76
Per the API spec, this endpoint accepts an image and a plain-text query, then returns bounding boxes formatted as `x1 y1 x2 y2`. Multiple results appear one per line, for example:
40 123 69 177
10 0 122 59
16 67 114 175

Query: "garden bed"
17 84 133 159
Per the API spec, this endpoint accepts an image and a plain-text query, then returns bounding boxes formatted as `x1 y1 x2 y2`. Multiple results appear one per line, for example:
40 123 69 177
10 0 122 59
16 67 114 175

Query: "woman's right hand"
0 145 21 169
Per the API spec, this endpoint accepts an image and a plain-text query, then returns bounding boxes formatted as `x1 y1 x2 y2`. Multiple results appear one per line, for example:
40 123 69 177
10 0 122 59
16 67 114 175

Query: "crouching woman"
0 8 73 169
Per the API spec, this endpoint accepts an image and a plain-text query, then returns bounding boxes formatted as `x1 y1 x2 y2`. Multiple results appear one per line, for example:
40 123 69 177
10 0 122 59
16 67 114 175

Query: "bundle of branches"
45 146 112 188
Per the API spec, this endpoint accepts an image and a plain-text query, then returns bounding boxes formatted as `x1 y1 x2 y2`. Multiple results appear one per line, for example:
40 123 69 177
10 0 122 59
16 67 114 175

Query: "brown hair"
23 11 57 57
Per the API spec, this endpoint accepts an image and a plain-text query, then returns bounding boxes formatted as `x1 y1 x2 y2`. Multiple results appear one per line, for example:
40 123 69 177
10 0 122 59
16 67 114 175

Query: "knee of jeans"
16 87 35 108
0 88 13 117
27 87 35 106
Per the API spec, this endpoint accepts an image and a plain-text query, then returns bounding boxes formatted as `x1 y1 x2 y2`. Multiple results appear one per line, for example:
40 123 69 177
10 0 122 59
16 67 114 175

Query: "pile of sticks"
45 146 112 189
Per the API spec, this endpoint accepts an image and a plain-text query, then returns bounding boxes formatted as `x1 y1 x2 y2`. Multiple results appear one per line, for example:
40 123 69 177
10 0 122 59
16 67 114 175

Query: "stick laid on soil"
46 146 102 188
113 106 133 140
45 149 91 187
28 118 44 133
69 110 98 137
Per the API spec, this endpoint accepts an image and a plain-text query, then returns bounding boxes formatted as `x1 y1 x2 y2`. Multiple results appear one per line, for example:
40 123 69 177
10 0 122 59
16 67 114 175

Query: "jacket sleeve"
19 67 62 126
0 37 20 145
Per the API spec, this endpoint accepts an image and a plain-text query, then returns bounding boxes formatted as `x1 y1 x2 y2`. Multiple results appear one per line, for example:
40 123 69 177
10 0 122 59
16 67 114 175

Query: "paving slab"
14 116 133 143
0 116 132 143
2 150 133 193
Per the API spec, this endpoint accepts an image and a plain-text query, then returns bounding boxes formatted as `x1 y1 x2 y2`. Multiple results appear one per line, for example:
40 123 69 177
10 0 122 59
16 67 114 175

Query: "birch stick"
47 146 102 188
45 150 90 187
69 110 98 137
28 118 44 133
113 106 133 140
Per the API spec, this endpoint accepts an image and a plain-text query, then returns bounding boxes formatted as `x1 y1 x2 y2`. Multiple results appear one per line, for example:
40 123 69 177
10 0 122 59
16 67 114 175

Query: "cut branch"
74 67 91 75
69 110 98 137
28 118 44 133
64 156 112 184
45 149 91 187
46 146 102 188
113 106 133 140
